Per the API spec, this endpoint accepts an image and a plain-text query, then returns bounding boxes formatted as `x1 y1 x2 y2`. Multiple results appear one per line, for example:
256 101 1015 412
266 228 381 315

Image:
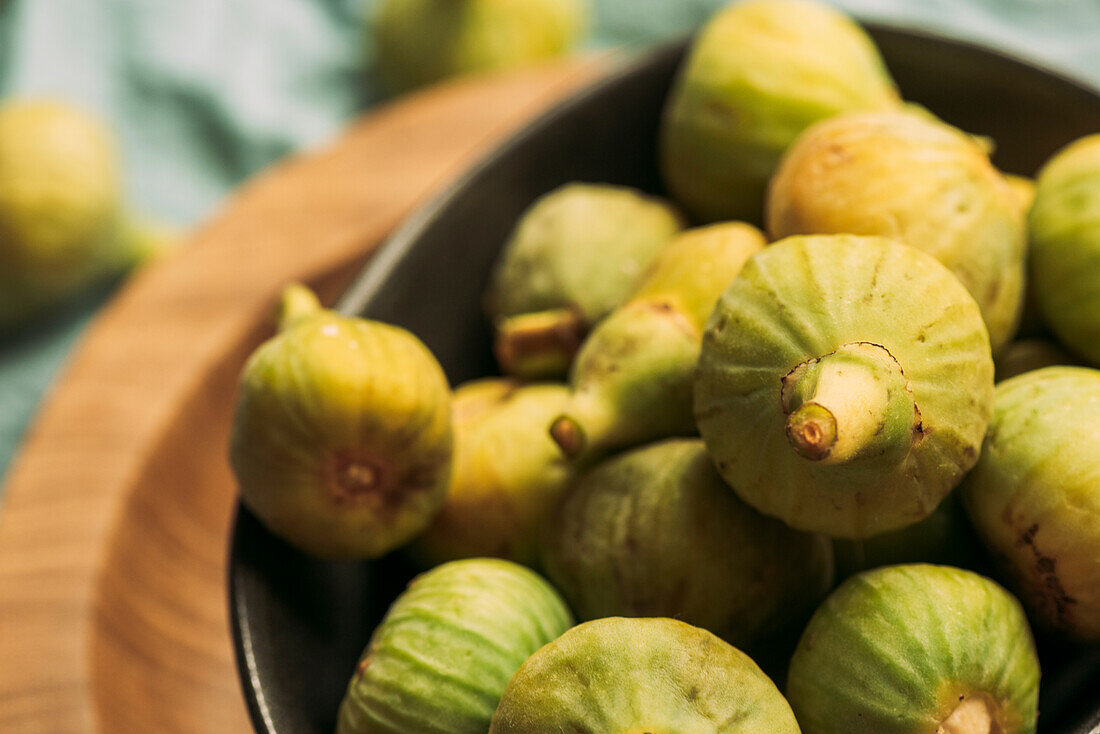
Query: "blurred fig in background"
659 0 900 224
373 0 589 93
0 98 175 332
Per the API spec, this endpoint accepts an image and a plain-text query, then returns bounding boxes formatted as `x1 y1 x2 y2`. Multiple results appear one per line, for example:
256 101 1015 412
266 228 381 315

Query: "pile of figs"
229 1 1100 732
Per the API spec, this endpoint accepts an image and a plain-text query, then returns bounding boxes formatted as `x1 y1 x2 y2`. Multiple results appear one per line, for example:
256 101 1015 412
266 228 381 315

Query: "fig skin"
412 378 573 567
659 0 899 224
229 286 453 559
490 617 800 734
542 438 833 649
694 234 994 538
373 0 588 93
961 366 1100 641
1028 134 1100 366
767 110 1026 351
337 558 573 734
1004 174 1036 214
787 564 1039 734
0 99 126 330
550 222 765 462
487 182 684 327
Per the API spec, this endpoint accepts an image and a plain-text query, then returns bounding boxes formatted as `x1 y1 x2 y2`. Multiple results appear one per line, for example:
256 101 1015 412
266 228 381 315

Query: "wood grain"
0 56 606 733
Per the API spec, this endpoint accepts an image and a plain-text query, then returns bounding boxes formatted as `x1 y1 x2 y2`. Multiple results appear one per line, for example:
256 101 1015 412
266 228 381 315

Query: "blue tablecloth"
1 0 1099 493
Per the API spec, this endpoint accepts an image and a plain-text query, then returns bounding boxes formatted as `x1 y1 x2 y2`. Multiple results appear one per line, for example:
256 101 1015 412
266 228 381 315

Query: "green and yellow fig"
229 285 453 559
550 222 765 461
490 617 800 733
1028 134 1100 366
659 0 900 224
487 183 684 379
1005 173 1036 214
337 558 572 734
412 378 573 567
0 99 141 329
542 439 833 649
694 235 994 538
961 366 1100 641
373 0 588 93
767 110 1026 350
994 338 1079 383
787 564 1040 734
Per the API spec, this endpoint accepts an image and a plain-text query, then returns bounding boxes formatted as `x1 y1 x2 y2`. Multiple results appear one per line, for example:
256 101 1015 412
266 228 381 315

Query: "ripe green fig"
659 0 899 224
767 110 1026 351
0 99 155 330
787 564 1040 734
412 378 573 567
994 339 1079 383
229 285 453 559
1029 134 1100 366
373 0 588 93
961 366 1100 641
488 183 684 379
337 558 572 734
490 617 800 733
695 235 994 538
542 439 833 649
550 222 765 461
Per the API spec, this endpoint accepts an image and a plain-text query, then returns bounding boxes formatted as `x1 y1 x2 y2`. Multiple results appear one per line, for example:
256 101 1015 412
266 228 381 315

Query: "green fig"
994 338 1079 383
337 558 572 734
1028 134 1100 366
373 0 588 93
961 366 1100 641
229 285 453 559
695 235 994 538
490 617 800 733
550 222 765 461
542 439 833 649
831 493 983 581
659 0 900 224
412 378 573 567
787 564 1040 734
0 99 153 330
767 110 1026 351
487 183 685 378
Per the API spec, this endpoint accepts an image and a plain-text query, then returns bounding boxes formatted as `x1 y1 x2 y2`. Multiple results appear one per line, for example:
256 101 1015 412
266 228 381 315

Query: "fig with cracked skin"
659 0 899 224
486 182 684 379
412 378 573 567
550 222 765 462
373 0 588 93
1028 134 1100 366
541 438 833 650
490 617 801 734
961 366 1100 641
694 234 994 538
767 110 1026 351
229 285 453 559
337 558 572 734
787 564 1039 734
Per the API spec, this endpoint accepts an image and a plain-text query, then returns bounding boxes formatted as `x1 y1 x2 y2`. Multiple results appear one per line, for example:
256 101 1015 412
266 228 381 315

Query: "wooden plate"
0 56 606 734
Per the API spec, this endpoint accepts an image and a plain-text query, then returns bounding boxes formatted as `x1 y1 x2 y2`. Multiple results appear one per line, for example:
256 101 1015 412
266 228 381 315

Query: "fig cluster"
225 1 1100 731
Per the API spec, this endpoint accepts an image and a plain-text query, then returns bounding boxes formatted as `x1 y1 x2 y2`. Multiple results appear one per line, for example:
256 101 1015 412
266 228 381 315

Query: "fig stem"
781 342 918 466
495 308 587 379
937 695 997 734
549 415 585 458
278 283 323 331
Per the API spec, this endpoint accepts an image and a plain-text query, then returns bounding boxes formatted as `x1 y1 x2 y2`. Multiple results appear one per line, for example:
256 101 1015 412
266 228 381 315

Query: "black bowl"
231 28 1100 734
